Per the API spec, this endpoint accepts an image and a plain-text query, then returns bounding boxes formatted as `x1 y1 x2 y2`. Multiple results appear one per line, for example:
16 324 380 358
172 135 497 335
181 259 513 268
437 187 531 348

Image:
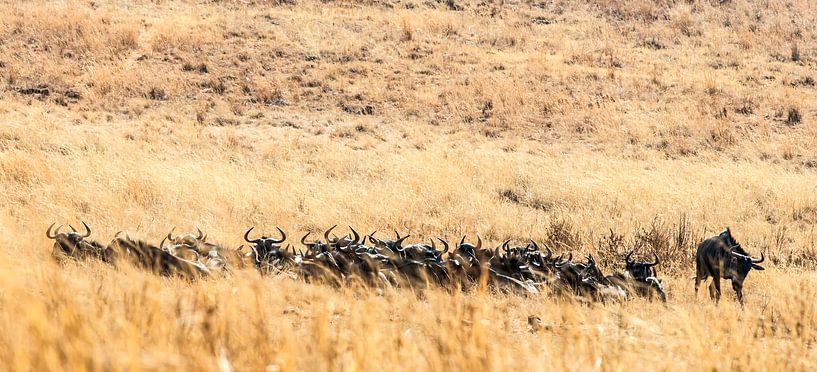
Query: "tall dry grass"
2 0 817 370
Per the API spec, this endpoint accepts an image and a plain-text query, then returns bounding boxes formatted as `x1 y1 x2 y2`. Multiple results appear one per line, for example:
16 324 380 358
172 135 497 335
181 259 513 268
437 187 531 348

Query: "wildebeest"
47 222 114 264
695 228 764 305
607 251 667 302
163 226 206 249
108 232 210 280
161 227 243 273
244 226 289 274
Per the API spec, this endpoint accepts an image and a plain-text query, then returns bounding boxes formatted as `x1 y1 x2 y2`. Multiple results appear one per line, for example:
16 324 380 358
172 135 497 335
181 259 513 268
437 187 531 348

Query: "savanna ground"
1 0 817 370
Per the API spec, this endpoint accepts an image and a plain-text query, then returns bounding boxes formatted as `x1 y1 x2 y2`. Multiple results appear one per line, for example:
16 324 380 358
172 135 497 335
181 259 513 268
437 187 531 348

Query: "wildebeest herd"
47 223 766 304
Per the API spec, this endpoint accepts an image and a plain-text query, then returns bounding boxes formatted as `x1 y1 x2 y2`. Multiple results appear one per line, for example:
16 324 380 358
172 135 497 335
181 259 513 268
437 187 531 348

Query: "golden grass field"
1 0 817 370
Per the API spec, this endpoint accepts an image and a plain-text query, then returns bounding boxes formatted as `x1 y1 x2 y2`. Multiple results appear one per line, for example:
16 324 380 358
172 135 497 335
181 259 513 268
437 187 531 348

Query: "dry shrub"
591 0 673 21
247 79 286 105
0 153 45 187
400 14 414 42
149 15 221 53
670 6 703 37
0 3 139 59
791 43 800 62
544 218 582 251
786 107 802 125
428 16 459 38
592 216 700 273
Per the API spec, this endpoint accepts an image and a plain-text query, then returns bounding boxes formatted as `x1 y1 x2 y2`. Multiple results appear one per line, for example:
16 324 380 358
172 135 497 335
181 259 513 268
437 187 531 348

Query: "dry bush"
0 2 139 59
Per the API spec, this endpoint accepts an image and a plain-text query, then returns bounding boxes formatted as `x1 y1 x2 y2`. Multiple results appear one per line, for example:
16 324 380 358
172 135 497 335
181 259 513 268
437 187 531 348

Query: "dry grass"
2 0 817 370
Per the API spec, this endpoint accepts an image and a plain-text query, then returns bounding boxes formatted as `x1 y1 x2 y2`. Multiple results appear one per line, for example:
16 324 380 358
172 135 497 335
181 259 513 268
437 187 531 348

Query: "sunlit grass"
1 0 817 370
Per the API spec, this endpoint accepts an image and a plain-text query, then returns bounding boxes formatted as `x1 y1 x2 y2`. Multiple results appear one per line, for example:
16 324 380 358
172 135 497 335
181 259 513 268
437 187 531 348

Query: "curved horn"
460 236 466 246
46 223 58 239
244 227 258 243
395 235 409 248
349 226 360 245
475 234 482 251
115 230 132 241
430 239 436 252
195 226 204 240
80 221 91 237
168 227 177 242
437 238 449 254
647 252 660 266
324 225 337 243
368 233 380 246
270 226 286 244
752 251 765 264
159 236 167 250
501 239 511 253
625 251 634 264
301 232 312 246
528 240 538 252
395 230 401 240
541 242 552 260
69 225 77 232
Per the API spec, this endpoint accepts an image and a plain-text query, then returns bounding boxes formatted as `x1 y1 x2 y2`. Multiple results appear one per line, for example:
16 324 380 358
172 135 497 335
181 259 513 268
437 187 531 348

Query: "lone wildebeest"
695 228 764 305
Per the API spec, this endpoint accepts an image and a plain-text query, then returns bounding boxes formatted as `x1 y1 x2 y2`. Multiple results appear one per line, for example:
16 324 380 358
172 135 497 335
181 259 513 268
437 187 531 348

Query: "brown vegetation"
1 0 817 370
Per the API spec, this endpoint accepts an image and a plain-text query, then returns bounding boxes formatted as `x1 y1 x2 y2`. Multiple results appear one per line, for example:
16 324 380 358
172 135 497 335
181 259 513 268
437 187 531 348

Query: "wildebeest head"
624 251 660 280
368 231 409 254
525 241 557 272
727 246 765 284
399 237 447 262
455 235 483 261
164 226 206 247
328 225 360 249
580 254 606 282
47 222 111 262
721 228 765 280
492 243 534 280
244 226 287 266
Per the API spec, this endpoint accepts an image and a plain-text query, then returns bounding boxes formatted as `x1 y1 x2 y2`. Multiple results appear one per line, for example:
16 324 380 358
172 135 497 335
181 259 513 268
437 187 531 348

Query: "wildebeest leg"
694 274 705 297
732 281 744 306
712 278 721 303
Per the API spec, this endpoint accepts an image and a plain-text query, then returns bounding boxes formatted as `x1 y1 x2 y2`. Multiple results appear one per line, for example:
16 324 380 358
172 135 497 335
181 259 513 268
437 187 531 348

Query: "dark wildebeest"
695 228 765 305
367 231 409 256
163 227 206 249
47 222 115 264
108 233 210 280
243 226 289 274
574 254 626 302
161 227 242 273
607 251 667 302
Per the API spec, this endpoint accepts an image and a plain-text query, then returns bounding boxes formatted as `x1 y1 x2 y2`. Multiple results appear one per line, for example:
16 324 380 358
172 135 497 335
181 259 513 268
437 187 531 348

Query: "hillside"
1 0 817 370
